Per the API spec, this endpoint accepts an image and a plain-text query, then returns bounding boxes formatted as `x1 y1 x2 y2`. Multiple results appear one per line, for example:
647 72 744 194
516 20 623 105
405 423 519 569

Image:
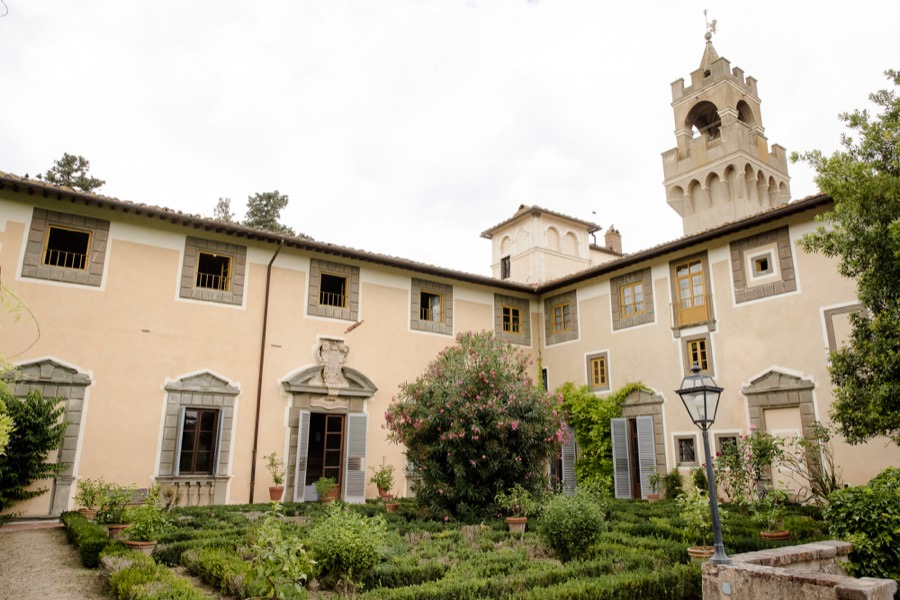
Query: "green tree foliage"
37 153 105 192
0 389 67 513
0 394 12 456
243 190 297 236
795 70 900 444
212 197 235 223
385 331 564 517
559 381 641 493
825 467 900 582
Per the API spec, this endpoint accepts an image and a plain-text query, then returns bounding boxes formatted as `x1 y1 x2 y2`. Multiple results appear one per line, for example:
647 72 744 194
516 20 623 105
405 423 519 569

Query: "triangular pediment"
165 371 238 394
5 358 91 386
282 365 377 398
742 369 814 395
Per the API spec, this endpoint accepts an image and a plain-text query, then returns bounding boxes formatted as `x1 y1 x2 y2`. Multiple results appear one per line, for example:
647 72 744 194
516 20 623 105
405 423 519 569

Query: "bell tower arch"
662 27 791 235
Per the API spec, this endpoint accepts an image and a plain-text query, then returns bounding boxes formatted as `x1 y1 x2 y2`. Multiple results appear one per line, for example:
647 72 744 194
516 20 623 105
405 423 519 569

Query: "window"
308 259 360 321
675 258 708 325
685 337 710 372
730 227 797 304
196 252 231 291
411 278 453 334
676 435 698 465
22 207 109 287
620 282 644 317
320 273 348 308
715 434 738 455
752 255 772 276
586 352 610 391
179 408 219 474
43 225 91 269
500 256 511 280
181 237 247 305
420 291 443 322
611 268 654 330
502 305 520 333
552 303 572 333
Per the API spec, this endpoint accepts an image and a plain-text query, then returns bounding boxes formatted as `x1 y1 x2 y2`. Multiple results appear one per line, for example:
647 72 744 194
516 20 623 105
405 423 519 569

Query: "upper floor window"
502 305 520 333
611 268 654 331
552 303 572 333
586 351 610 391
411 278 452 335
670 254 712 328
181 237 246 306
543 290 578 345
500 256 511 280
308 259 360 321
22 208 109 287
495 294 531 346
621 282 644 317
683 334 714 374
730 227 798 304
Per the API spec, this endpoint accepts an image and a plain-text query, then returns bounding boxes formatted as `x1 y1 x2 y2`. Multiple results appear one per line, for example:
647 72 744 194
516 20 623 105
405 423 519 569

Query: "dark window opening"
196 252 231 291
420 291 442 322
44 226 90 269
500 256 511 280
678 437 697 464
305 413 344 490
320 274 348 307
179 408 219 474
753 255 772 276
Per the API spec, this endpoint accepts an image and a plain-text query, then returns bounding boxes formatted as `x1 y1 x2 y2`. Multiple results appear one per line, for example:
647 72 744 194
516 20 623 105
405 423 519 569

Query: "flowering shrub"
385 331 565 517
712 429 782 506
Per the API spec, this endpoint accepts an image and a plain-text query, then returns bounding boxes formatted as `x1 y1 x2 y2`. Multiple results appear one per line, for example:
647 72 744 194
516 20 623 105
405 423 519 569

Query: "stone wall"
702 541 897 600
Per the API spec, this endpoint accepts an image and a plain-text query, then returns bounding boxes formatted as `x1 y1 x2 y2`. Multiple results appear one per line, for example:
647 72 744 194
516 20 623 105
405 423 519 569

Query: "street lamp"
676 363 730 565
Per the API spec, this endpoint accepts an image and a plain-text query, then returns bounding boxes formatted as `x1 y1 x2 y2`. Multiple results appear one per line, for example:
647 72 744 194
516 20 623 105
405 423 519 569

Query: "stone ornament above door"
318 338 350 388
282 338 377 399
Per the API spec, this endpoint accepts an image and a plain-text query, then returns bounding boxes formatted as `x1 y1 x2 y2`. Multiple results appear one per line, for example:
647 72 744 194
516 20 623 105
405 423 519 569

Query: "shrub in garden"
246 507 314 599
61 510 110 567
691 465 707 492
104 547 211 599
537 491 607 562
663 469 684 500
385 331 564 517
826 466 900 582
307 502 387 591
713 429 781 506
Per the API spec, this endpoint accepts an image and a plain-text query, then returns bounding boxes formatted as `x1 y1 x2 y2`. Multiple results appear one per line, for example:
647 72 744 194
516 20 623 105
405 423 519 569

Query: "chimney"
605 227 622 254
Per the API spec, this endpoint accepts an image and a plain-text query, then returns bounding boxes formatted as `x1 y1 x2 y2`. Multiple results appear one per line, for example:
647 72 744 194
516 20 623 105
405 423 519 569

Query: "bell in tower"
661 20 791 236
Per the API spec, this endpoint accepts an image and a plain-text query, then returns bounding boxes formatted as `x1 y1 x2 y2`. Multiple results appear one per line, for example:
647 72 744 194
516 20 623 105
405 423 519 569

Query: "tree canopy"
243 190 297 236
212 197 235 223
795 69 900 445
38 153 105 192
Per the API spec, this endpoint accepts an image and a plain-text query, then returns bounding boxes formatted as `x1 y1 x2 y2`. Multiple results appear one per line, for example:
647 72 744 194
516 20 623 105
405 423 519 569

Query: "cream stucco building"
2 35 897 517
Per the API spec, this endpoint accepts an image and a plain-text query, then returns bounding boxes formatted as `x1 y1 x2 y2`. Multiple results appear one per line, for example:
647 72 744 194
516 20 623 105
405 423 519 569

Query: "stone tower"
662 30 791 236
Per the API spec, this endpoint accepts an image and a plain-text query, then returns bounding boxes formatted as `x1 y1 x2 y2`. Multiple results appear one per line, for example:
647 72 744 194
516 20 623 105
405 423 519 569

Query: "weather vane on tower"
704 10 717 41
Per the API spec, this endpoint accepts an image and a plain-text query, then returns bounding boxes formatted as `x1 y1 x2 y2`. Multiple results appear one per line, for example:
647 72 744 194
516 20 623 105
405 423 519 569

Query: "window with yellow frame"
502 305 520 333
620 281 644 317
552 303 571 333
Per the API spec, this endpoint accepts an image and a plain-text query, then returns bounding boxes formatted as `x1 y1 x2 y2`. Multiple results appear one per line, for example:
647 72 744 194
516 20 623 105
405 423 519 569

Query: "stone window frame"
544 290 578 345
494 294 531 345
683 333 714 375
730 226 797 304
670 252 714 330
180 236 247 306
674 433 699 466
611 268 654 330
21 207 110 287
714 432 739 455
585 351 610 391
823 303 863 353
410 278 453 335
307 259 360 321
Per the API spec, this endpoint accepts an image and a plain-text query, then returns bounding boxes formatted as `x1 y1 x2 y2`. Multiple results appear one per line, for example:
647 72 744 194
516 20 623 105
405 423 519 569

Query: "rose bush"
385 331 565 517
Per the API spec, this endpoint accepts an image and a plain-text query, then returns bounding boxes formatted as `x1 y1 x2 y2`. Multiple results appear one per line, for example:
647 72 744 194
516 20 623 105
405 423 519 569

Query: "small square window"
676 436 697 465
716 435 738 455
552 303 572 333
420 291 443 322
43 225 91 270
500 256 511 280
320 273 348 308
502 305 520 333
752 255 772 276
196 252 232 291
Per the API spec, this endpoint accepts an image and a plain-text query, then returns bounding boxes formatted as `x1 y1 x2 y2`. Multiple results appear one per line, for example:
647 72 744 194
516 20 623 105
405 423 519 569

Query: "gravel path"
0 525 107 600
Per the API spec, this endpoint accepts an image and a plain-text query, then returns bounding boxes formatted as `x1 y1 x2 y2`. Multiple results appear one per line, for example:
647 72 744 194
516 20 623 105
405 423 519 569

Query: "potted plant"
494 483 538 534
123 485 170 555
677 490 726 560
369 460 395 500
264 452 285 502
647 470 662 502
74 477 106 521
752 488 790 540
96 483 137 539
314 476 338 502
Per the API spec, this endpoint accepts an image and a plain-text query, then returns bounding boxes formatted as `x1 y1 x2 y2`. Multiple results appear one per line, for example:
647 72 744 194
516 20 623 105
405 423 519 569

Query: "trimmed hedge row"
102 546 211 600
60 510 112 568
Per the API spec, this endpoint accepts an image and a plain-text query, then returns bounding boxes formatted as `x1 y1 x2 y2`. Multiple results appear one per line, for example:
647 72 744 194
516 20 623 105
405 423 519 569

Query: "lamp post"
676 363 730 565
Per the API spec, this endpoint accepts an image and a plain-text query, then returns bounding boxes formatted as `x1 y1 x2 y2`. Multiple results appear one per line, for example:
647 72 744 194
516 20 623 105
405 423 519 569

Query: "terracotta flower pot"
505 516 528 534
124 540 157 555
760 530 790 540
268 486 284 502
77 508 98 521
687 546 715 561
647 493 661 503
385 502 399 513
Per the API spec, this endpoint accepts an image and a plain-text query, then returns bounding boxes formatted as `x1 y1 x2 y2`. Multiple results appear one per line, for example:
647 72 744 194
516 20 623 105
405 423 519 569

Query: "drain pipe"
249 240 284 504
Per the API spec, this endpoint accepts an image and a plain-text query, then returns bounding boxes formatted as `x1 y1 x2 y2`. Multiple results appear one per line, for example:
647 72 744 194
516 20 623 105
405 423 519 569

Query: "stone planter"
268 486 284 502
760 530 790 540
124 540 157 555
505 516 528 534
106 523 129 540
687 545 715 561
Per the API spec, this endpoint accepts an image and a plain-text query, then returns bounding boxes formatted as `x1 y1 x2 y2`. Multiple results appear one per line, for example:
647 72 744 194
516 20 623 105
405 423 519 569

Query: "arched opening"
686 101 722 139
736 100 756 126
545 227 561 251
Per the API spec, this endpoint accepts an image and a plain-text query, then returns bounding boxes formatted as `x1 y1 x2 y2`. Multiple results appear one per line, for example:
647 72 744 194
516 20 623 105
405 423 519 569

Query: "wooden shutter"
173 407 186 477
636 416 657 500
611 417 630 499
213 409 224 477
343 413 368 504
561 426 577 496
293 411 310 502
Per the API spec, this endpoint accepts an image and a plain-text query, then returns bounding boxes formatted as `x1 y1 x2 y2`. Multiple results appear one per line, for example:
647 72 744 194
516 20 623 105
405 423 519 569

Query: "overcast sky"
1 1 896 275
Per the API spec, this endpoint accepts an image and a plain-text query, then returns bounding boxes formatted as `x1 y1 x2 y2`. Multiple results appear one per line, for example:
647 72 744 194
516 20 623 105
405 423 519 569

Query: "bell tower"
662 24 791 236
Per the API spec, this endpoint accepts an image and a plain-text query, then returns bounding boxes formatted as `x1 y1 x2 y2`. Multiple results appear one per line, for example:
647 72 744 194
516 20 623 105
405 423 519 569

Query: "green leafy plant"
647 470 662 494
537 490 607 562
385 331 564 518
825 467 900 582
751 488 789 532
691 466 708 493
307 502 387 592
676 490 726 547
74 477 107 511
369 460 395 494
264 452 285 486
123 485 170 542
494 483 539 517
247 505 314 599
776 421 844 506
713 429 782 506
96 483 137 525
314 476 338 500
663 469 684 500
